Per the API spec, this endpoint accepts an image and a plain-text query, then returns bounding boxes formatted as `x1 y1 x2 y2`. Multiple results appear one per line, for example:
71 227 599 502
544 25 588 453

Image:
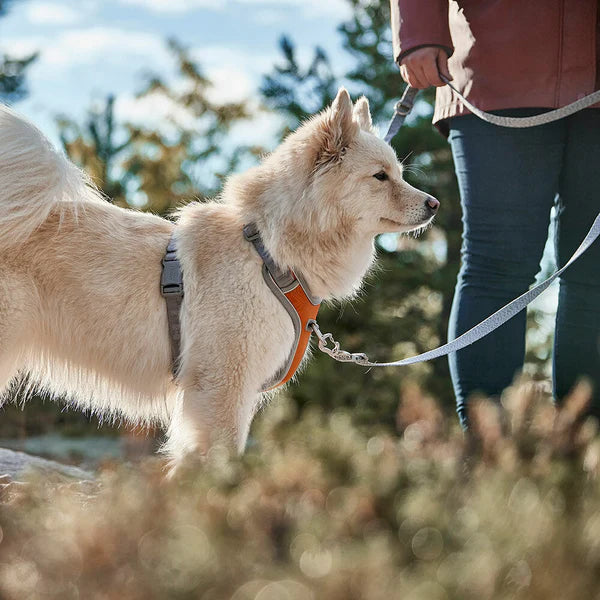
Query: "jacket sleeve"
390 0 454 63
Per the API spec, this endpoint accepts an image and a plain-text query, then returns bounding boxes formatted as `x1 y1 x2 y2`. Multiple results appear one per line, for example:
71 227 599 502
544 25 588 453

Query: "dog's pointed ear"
314 87 359 172
353 96 373 132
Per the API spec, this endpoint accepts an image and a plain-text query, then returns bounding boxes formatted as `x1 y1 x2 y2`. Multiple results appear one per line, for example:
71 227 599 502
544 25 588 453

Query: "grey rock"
0 447 94 481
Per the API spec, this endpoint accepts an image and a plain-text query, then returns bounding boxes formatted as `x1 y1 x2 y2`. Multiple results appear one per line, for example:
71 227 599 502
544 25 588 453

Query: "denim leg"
554 110 600 414
448 112 565 427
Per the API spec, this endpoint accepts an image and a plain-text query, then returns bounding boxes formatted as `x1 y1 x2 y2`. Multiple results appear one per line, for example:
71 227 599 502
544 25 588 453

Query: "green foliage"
58 95 129 202
58 40 260 214
0 384 598 599
0 53 37 103
261 35 338 129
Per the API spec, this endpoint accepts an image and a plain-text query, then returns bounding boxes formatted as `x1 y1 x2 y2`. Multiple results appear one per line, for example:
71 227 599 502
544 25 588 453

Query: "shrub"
0 382 599 600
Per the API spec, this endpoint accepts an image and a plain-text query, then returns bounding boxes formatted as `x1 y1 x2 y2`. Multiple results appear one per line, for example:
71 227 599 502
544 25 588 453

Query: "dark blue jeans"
448 109 600 428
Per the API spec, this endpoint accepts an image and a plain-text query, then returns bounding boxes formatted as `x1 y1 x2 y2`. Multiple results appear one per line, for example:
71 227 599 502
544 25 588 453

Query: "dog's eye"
373 171 388 181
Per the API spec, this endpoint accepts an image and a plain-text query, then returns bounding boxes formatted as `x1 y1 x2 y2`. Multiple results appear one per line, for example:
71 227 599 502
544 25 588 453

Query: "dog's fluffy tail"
0 104 103 251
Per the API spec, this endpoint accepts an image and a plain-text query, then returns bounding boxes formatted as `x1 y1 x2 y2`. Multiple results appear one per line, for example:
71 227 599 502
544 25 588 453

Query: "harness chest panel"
243 223 321 391
264 273 320 390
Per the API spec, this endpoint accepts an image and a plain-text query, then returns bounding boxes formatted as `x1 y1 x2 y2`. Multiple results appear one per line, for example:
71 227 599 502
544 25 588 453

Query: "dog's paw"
162 452 207 482
163 458 183 482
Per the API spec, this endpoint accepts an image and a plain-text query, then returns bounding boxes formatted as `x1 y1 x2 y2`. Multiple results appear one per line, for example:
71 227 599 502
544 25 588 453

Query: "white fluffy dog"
0 89 438 467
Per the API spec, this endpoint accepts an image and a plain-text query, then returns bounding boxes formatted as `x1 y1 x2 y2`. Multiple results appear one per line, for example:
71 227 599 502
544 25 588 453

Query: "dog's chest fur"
176 202 296 395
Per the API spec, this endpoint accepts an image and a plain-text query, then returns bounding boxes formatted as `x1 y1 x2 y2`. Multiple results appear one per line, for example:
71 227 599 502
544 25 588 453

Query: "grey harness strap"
242 223 297 291
158 225 320 386
243 223 321 390
160 233 184 376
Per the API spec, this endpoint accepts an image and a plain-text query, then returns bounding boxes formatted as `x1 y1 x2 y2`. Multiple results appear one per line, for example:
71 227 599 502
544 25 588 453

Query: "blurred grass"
1 382 600 600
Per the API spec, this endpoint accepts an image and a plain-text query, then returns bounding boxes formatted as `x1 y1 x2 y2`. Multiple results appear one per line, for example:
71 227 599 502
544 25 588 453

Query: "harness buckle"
161 259 184 297
243 224 261 242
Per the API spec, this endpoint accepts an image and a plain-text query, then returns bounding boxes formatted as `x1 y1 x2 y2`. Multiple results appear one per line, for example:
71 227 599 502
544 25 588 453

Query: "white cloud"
194 45 272 72
2 27 172 124
114 45 266 124
114 90 282 157
252 8 286 26
16 27 168 71
25 1 82 25
3 36 43 59
4 32 269 112
117 0 226 12
235 0 352 19
229 106 282 148
206 65 254 104
115 0 351 18
190 45 273 104
113 43 282 149
115 91 198 129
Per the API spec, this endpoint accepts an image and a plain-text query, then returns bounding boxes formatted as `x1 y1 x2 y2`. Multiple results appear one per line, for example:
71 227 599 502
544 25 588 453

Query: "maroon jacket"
391 0 599 128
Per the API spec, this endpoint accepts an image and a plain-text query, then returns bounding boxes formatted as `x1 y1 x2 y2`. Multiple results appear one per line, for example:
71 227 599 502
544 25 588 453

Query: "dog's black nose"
425 196 440 213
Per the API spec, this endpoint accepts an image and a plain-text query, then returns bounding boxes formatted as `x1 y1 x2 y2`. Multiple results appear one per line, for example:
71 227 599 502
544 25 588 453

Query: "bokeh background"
1 0 557 463
4 3 600 599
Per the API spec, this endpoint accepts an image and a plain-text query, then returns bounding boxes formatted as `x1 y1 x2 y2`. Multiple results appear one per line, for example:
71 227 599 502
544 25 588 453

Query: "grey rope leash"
439 74 600 128
383 85 419 144
310 212 600 367
384 80 600 143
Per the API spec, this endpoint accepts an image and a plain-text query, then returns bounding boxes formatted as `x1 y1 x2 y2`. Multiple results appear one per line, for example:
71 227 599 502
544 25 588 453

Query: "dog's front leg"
165 384 257 470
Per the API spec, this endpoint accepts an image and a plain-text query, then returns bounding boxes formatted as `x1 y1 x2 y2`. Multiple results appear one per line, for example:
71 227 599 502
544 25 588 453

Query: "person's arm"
390 0 454 88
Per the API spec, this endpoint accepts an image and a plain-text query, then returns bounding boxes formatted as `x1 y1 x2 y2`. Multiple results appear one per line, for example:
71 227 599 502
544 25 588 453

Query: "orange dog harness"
243 223 321 390
160 226 321 388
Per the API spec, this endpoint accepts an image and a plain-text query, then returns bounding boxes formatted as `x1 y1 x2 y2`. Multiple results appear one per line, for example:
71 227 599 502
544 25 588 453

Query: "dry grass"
1 382 600 600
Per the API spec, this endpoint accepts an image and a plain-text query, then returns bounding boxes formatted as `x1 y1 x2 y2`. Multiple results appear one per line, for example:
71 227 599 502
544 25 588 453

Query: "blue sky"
1 0 355 147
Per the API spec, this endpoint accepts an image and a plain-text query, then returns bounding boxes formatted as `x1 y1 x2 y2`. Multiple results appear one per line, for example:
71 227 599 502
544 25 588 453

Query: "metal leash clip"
393 97 414 116
307 320 372 366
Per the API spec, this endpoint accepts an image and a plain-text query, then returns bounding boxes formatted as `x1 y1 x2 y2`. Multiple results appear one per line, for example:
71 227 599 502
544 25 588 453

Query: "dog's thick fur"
0 89 436 466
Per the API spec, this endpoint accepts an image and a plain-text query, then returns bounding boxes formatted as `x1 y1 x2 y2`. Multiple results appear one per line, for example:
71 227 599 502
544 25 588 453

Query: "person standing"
390 0 600 426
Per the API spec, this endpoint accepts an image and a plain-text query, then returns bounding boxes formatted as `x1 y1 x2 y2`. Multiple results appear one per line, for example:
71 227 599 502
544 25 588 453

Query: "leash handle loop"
384 77 600 144
439 74 600 128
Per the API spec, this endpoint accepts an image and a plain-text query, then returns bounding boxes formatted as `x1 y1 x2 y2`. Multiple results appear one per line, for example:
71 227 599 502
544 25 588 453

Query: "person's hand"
399 46 452 89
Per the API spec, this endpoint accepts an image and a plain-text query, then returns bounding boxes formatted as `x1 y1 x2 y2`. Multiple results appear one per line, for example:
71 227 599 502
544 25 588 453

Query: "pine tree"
0 1 37 103
58 95 128 203
59 40 261 214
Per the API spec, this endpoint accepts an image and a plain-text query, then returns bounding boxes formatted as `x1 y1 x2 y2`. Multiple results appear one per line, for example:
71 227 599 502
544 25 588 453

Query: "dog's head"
300 87 438 236
228 88 438 298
